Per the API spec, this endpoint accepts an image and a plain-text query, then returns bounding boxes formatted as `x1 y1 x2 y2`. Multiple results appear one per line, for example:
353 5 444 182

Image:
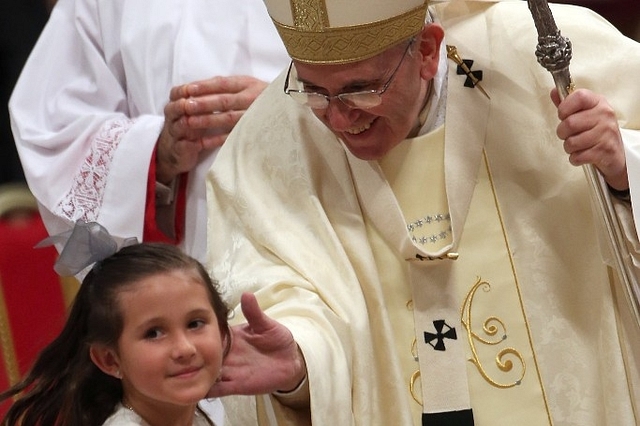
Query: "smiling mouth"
345 119 374 135
170 367 201 378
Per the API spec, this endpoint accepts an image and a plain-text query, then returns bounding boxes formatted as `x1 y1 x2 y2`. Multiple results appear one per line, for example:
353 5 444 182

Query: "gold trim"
462 277 526 388
290 0 329 31
481 150 554 423
273 2 429 64
409 370 422 405
0 276 20 386
410 337 418 361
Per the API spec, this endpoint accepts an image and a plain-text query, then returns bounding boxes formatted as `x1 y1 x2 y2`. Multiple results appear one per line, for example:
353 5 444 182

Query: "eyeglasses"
284 39 414 110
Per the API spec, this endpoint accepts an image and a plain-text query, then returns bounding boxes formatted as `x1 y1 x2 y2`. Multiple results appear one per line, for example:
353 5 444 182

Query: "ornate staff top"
527 0 574 98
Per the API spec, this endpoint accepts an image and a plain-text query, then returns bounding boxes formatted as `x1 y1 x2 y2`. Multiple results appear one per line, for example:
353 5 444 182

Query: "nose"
324 98 359 132
172 332 196 359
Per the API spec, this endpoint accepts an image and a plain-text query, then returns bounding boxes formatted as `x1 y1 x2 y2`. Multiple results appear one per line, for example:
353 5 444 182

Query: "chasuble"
207 1 640 424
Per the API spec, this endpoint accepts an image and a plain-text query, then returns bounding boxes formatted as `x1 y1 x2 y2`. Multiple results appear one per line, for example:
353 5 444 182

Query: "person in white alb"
9 0 290 264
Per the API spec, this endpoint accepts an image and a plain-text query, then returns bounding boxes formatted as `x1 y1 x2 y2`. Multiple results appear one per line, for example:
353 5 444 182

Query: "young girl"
0 242 231 426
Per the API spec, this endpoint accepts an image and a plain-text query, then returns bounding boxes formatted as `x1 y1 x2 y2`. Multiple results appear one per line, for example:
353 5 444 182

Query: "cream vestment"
207 2 640 425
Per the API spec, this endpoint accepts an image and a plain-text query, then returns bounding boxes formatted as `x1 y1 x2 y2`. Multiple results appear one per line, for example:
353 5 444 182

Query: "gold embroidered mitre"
263 0 430 64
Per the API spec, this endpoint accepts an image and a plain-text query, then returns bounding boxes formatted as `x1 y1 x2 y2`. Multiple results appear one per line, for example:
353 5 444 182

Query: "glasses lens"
288 91 329 109
339 92 382 109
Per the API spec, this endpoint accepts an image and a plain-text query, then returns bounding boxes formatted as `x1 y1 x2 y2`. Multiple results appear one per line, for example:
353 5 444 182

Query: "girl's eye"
144 328 162 339
188 319 206 330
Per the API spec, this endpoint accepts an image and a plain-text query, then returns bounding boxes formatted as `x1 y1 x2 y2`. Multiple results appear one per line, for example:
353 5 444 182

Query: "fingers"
555 89 614 144
189 75 268 96
173 75 268 113
552 89 627 188
240 292 273 334
164 76 262 142
186 109 244 133
550 88 561 108
555 89 599 122
158 76 267 181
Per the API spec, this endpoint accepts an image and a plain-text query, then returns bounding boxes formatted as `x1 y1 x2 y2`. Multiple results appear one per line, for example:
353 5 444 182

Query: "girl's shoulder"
101 404 143 426
100 403 213 426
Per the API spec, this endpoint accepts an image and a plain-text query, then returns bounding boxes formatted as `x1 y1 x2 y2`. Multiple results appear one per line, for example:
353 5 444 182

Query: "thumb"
240 292 271 333
550 88 562 108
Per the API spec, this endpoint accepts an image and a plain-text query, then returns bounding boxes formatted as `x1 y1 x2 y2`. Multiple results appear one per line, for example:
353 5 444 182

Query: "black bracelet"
608 185 631 202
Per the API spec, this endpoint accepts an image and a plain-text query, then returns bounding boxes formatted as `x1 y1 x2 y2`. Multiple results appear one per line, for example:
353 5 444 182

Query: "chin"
346 145 387 161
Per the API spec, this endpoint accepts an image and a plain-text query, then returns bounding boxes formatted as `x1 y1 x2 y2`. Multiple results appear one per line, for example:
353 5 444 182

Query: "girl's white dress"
102 403 213 426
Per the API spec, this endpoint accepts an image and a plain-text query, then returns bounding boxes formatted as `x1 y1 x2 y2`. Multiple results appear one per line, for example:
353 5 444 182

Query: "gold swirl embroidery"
409 370 422 406
461 277 525 388
406 299 423 405
410 337 418 361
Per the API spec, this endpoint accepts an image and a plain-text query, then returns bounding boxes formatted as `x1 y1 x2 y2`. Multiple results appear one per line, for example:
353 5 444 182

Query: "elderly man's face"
293 25 444 160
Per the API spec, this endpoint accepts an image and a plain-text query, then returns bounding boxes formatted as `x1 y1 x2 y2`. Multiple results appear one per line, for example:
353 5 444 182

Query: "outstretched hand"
207 292 307 398
156 75 268 184
551 88 628 191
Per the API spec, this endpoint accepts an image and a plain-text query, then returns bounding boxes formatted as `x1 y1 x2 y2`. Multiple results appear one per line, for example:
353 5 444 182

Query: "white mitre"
263 0 430 64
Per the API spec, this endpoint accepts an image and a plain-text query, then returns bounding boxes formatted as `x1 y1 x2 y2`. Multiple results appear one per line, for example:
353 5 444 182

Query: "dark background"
552 0 640 40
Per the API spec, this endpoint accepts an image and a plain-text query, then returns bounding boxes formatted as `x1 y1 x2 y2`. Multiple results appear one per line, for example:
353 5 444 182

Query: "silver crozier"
527 0 640 329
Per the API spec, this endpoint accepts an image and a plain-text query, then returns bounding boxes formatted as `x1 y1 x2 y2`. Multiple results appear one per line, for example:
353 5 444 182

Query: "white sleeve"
622 127 640 239
9 0 159 241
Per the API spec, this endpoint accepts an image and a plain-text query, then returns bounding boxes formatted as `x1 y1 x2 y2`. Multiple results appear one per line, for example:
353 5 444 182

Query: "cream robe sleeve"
9 0 289 261
206 74 412 425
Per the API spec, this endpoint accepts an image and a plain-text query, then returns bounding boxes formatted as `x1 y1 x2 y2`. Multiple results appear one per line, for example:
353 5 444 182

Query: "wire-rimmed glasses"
284 39 414 110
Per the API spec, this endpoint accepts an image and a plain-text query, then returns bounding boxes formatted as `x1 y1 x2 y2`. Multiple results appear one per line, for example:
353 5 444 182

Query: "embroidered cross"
424 320 457 351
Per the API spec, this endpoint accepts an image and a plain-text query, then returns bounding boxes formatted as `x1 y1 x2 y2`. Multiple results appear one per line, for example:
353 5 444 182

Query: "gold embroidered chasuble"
369 125 550 424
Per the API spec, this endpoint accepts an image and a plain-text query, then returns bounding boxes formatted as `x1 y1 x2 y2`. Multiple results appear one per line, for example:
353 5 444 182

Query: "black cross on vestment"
457 59 484 88
424 320 457 351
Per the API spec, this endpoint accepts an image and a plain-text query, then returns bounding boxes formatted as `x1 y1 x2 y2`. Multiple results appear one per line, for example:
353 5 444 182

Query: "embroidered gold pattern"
461 277 525 388
406 300 422 405
274 2 428 64
410 336 418 361
479 150 552 422
409 370 422 405
290 0 329 31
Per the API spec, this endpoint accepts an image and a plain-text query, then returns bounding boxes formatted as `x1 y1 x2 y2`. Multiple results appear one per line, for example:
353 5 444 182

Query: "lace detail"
56 118 134 222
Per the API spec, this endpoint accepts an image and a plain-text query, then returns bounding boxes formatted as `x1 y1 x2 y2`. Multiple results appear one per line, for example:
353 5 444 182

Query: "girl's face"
109 270 224 415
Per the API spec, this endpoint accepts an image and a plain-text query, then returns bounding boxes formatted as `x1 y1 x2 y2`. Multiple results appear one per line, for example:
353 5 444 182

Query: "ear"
90 344 122 379
417 24 445 80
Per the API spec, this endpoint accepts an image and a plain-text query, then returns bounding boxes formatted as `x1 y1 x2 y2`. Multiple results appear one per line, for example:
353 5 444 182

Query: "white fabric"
9 0 290 264
206 2 640 425
101 404 213 426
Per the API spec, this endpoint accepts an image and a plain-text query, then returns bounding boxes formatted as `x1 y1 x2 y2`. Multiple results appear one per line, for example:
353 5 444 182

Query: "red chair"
0 183 73 415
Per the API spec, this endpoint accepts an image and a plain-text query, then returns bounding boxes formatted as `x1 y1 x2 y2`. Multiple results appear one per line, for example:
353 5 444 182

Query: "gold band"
273 1 429 64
